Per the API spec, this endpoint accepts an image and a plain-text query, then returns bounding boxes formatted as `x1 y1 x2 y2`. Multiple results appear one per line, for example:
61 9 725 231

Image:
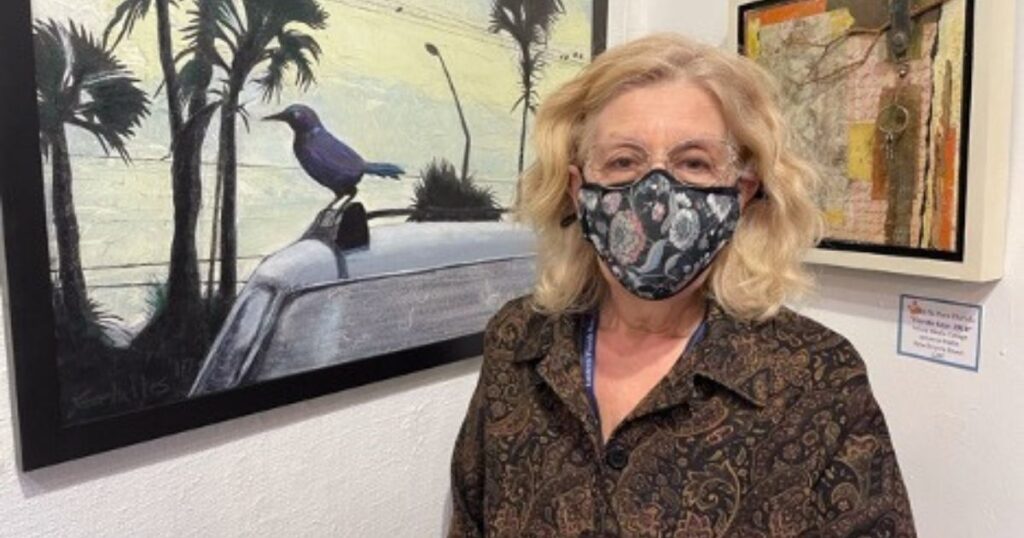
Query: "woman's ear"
568 164 583 210
738 172 763 211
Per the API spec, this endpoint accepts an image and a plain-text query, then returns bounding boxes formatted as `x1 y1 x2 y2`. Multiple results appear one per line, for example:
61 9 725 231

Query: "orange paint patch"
750 0 827 27
938 127 958 250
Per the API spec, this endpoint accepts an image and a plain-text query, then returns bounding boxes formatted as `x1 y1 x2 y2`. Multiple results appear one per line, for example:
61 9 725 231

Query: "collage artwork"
741 0 971 258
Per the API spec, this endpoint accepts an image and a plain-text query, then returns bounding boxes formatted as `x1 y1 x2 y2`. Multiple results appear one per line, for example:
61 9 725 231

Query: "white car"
190 205 535 396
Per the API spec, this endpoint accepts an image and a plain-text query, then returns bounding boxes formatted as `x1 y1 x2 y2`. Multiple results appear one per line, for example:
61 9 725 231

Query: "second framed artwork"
730 0 1013 281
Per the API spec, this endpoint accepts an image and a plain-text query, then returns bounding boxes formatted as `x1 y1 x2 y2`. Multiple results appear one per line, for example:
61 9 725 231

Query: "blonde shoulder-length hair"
516 33 823 321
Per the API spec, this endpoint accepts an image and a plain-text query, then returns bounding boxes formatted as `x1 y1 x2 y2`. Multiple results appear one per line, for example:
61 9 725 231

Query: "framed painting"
0 0 608 470
730 0 1013 281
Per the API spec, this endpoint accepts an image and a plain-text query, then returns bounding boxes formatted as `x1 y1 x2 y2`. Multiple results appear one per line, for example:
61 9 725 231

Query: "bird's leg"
331 195 353 227
336 190 356 211
335 191 356 211
321 189 357 228
313 195 343 228
334 189 357 215
326 194 344 212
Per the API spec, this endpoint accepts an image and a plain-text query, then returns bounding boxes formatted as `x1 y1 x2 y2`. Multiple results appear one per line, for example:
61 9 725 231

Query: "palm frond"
489 0 564 47
200 0 328 120
254 29 321 101
250 0 328 66
67 118 126 160
522 0 564 43
489 1 524 45
508 92 526 113
103 0 153 49
489 0 563 116
248 0 328 30
177 56 214 108
34 20 150 160
144 278 169 317
237 102 252 132
33 20 69 140
67 23 150 144
181 0 239 68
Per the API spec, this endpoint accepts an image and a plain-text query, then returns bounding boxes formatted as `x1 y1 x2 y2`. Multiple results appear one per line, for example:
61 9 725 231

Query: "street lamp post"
426 42 471 182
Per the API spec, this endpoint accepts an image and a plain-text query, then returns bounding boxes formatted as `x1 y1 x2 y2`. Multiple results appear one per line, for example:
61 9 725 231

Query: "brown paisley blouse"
448 295 916 537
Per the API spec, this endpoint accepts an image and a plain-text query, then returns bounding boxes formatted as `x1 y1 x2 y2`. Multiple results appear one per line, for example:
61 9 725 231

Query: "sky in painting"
29 0 594 183
27 0 595 322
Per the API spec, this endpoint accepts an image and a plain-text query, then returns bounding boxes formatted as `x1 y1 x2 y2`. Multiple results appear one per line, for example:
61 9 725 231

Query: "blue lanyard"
581 312 600 428
580 310 707 423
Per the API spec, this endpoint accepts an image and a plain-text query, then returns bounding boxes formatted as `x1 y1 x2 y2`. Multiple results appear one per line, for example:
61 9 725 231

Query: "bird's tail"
364 162 404 180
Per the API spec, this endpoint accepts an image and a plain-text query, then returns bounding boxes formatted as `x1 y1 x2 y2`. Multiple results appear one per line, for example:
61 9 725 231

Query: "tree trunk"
214 83 241 317
517 44 533 176
518 84 530 176
140 1 206 355
49 125 89 328
205 155 223 303
163 93 214 346
155 0 183 135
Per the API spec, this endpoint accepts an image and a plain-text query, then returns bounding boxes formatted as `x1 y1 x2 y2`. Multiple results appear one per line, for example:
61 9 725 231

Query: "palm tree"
104 0 183 134
179 0 231 309
105 0 220 345
34 20 150 329
198 0 327 316
489 0 564 175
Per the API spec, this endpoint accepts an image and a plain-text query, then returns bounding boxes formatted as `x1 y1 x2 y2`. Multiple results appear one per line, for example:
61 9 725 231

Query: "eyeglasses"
582 138 740 188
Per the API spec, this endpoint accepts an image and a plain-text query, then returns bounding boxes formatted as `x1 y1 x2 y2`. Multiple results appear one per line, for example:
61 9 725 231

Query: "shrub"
408 159 502 221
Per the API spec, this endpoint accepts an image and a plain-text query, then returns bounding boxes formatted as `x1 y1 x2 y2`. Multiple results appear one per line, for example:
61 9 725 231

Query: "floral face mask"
575 169 741 300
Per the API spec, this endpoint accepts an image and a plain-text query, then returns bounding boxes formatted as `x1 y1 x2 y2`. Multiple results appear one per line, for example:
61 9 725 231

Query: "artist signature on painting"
71 376 173 413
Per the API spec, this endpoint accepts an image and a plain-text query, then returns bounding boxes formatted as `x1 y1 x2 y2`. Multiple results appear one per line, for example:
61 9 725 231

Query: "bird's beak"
263 111 288 122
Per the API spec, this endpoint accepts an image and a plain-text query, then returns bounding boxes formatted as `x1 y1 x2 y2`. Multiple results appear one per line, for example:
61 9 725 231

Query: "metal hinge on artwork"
888 0 913 61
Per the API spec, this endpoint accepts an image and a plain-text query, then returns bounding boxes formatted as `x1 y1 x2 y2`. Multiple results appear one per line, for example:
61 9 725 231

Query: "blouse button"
605 442 629 470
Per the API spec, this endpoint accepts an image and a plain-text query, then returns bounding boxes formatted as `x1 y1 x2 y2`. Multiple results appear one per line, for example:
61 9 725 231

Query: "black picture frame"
1 0 608 471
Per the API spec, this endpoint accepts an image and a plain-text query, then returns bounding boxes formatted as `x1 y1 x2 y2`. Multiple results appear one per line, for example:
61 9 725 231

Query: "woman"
449 34 915 537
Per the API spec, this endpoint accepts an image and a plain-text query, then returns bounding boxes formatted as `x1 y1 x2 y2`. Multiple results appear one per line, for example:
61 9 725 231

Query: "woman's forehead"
594 134 728 149
589 79 728 144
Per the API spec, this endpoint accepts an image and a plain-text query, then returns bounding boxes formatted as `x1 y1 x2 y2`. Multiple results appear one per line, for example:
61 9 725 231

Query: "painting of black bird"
264 104 404 211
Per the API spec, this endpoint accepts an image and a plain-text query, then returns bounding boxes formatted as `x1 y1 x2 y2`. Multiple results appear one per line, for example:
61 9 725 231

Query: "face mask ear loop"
736 162 766 200
563 168 597 229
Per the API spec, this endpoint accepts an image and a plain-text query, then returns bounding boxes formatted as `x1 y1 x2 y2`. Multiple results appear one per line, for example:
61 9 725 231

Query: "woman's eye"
679 158 712 171
609 157 638 169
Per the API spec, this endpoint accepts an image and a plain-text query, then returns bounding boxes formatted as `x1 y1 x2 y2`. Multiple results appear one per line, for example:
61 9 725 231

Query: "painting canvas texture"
4 0 600 459
740 0 971 259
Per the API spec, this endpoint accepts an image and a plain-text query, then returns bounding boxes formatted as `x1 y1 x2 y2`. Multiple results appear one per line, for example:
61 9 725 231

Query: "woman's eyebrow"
600 131 725 144
596 133 646 146
593 140 647 152
667 140 714 153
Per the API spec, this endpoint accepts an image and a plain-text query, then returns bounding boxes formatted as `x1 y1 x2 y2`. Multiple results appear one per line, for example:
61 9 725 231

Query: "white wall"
615 2 1024 537
2 2 1022 537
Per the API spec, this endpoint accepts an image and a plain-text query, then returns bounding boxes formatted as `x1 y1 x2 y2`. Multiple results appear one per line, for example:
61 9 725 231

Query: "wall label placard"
897 294 982 371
